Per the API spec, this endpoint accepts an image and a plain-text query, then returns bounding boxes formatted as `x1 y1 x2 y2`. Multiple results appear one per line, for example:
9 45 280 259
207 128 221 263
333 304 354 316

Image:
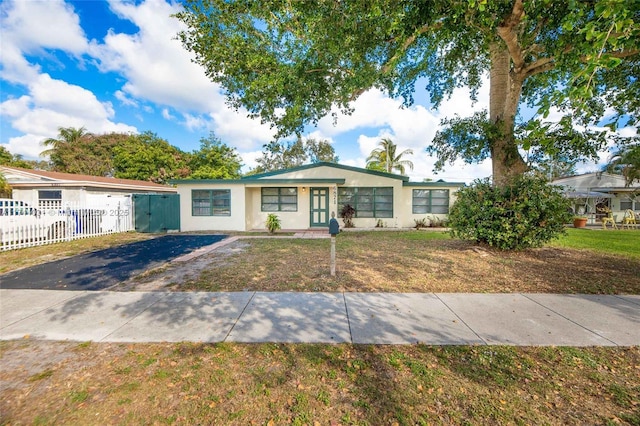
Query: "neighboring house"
1 166 177 208
552 172 640 219
171 162 464 232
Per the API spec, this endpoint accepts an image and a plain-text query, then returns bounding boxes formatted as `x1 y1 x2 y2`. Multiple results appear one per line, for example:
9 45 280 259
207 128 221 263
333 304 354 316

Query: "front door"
309 187 329 227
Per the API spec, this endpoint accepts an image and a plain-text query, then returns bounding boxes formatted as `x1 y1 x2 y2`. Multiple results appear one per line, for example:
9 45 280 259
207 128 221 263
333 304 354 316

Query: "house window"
620 197 638 211
338 187 393 218
38 190 62 208
412 189 449 214
192 189 231 216
261 187 297 212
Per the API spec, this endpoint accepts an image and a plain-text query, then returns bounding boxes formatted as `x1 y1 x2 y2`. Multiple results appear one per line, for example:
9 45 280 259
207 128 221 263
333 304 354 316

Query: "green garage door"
133 194 180 233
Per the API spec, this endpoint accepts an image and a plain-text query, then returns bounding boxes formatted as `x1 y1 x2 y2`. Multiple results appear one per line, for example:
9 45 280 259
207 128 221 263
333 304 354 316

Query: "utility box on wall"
133 194 180 233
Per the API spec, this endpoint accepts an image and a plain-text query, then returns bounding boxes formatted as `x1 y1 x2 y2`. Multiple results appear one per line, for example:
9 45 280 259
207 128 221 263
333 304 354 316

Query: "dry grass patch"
1 340 638 425
173 232 640 294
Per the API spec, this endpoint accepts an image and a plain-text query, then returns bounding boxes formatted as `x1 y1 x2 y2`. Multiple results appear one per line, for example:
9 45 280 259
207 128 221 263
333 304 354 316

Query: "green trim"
338 187 394 219
170 179 246 185
170 178 345 185
192 189 231 216
309 187 330 227
403 181 465 187
242 162 409 181
261 187 298 212
244 178 345 185
412 189 450 214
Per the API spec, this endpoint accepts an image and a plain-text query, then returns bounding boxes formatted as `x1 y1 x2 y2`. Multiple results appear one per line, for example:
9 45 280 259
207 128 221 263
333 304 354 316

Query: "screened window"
338 187 393 218
261 187 297 212
38 190 62 208
192 189 231 216
412 189 449 214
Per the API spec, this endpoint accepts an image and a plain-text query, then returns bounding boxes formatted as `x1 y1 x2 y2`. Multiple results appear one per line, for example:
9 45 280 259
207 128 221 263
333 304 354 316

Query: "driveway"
0 235 226 291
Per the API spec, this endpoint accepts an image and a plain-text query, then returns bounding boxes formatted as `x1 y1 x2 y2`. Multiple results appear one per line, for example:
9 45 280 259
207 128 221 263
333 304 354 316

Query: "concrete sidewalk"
1 290 638 346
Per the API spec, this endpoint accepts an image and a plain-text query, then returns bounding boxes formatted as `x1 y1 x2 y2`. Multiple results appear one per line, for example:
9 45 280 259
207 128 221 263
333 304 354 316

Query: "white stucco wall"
400 186 460 228
176 184 247 231
174 165 464 231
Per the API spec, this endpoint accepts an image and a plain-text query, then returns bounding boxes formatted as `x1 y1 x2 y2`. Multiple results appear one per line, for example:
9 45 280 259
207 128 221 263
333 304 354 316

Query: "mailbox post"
329 212 340 276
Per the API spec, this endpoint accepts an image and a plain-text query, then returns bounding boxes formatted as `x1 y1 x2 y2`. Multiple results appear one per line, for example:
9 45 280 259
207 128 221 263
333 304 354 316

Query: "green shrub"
340 204 356 228
266 213 281 234
448 176 573 250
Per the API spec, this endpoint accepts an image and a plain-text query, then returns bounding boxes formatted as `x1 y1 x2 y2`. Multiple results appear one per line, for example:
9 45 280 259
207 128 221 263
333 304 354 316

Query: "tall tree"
40 129 129 176
366 138 414 175
113 132 189 184
251 137 338 173
0 146 41 169
41 127 90 171
188 132 243 179
0 172 10 198
305 138 339 164
606 142 640 186
176 0 638 184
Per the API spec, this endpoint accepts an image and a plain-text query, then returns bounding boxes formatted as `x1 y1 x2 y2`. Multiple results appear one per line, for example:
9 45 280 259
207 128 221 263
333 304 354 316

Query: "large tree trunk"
489 43 528 185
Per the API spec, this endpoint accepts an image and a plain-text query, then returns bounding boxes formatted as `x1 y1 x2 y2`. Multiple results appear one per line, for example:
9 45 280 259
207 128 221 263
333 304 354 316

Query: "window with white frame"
38 190 62 208
412 189 449 214
192 189 231 216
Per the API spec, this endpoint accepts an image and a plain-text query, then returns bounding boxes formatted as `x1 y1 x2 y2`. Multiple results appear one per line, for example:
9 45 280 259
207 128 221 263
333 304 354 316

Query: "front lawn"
1 341 638 425
169 230 640 294
551 228 640 258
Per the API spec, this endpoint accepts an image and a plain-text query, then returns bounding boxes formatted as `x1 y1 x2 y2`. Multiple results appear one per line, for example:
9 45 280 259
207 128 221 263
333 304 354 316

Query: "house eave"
170 178 346 186
403 181 466 187
10 181 177 192
242 162 410 181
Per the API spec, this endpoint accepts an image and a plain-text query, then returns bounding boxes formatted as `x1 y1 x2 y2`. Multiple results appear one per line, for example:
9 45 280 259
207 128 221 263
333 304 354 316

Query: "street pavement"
1 290 638 346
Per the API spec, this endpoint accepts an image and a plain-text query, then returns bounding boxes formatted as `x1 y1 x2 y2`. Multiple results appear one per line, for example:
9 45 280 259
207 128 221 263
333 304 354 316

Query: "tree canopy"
177 0 639 184
606 142 640 186
36 127 243 183
366 138 414 175
112 132 190 184
188 132 243 179
251 137 338 174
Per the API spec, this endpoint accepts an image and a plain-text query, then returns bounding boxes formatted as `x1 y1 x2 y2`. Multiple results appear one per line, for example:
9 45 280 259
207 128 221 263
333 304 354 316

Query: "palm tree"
41 126 89 157
366 138 414 175
41 126 91 172
606 143 640 186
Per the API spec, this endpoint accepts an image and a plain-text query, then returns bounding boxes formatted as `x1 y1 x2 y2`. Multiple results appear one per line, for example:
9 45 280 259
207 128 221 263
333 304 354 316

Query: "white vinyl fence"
0 198 134 251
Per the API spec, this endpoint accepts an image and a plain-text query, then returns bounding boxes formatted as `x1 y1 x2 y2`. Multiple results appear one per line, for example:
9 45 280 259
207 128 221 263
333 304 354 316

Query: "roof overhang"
170 178 346 186
403 181 465 187
563 191 614 199
10 181 177 193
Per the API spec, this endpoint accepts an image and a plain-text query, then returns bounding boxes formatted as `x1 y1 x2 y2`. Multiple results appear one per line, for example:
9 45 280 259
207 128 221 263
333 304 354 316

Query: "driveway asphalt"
1 290 638 346
0 235 226 291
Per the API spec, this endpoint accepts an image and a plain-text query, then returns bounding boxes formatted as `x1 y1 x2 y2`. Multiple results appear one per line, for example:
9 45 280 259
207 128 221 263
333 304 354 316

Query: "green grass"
551 228 640 258
5 342 638 425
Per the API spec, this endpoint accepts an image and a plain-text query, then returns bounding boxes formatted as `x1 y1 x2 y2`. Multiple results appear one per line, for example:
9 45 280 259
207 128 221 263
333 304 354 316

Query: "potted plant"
573 216 588 228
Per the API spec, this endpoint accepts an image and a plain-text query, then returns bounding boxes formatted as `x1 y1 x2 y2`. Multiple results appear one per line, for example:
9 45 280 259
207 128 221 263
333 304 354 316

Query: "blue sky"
0 0 620 182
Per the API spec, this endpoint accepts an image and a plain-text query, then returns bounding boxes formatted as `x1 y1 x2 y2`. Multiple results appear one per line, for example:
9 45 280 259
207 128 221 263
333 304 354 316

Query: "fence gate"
133 194 180 233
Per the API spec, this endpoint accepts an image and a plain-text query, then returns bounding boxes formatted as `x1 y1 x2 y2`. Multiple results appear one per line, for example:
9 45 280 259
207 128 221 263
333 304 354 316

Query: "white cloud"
209 109 275 150
313 81 491 182
183 113 207 131
161 108 174 120
0 0 88 54
115 90 138 107
239 149 263 173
